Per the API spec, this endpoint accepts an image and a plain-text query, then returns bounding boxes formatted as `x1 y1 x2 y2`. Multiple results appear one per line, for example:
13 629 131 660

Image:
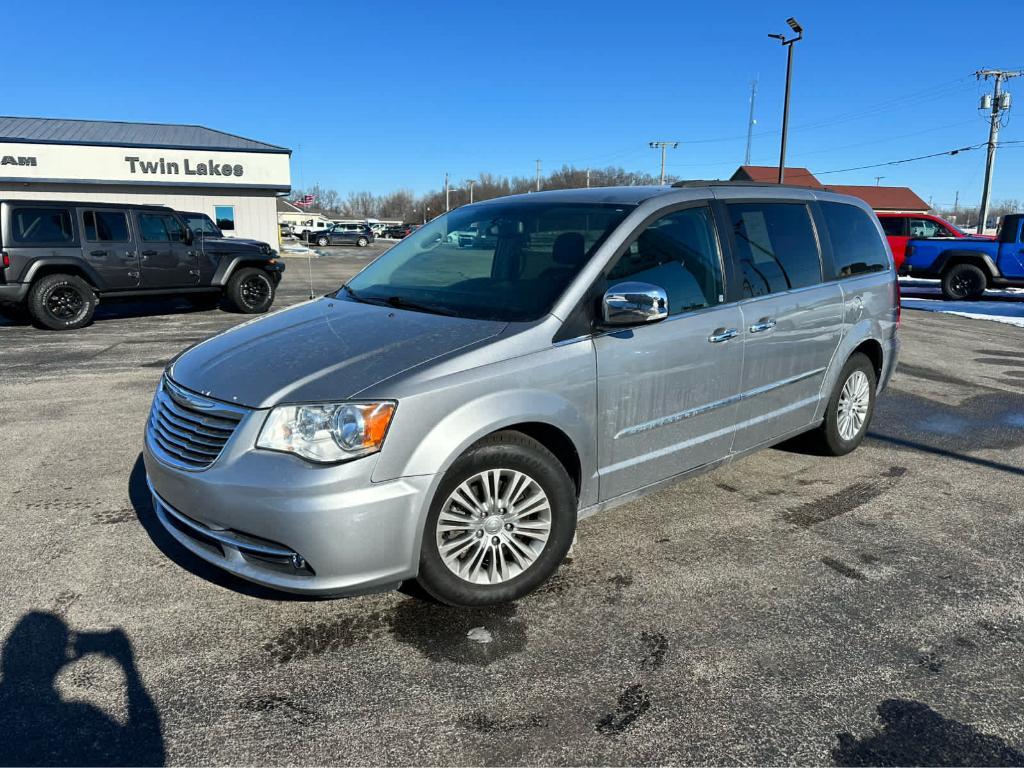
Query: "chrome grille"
147 378 248 470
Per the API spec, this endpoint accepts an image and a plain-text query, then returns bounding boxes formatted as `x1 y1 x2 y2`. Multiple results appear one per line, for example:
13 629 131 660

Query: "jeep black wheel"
28 273 97 330
941 262 987 301
225 268 275 314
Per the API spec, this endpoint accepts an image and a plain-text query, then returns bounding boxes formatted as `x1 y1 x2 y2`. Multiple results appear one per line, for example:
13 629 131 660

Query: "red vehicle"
876 212 991 269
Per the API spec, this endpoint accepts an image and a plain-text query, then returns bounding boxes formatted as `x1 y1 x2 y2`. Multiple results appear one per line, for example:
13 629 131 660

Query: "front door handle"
142 249 158 256
749 319 777 333
708 328 739 343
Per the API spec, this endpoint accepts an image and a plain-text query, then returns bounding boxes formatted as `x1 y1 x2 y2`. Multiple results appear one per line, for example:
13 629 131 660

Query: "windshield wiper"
381 296 457 317
338 286 457 316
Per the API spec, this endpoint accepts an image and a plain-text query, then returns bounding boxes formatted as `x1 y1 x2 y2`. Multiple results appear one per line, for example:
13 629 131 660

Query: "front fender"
369 342 598 508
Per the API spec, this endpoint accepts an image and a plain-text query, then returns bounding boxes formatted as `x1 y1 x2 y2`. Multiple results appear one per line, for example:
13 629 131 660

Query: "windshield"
341 201 632 321
183 214 222 237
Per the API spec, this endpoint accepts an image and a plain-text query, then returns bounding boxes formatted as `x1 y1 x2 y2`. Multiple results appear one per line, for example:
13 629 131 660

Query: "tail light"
1 251 8 268
895 279 902 329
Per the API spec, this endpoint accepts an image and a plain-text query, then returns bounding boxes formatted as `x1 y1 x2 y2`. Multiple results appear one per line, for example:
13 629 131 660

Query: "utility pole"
976 68 1022 234
586 168 591 188
648 141 679 185
874 176 885 186
464 179 476 204
744 78 758 165
953 190 959 221
535 159 542 192
769 18 803 183
444 172 450 212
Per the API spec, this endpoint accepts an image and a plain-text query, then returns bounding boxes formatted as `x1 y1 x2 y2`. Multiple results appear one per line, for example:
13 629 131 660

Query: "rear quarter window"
11 207 74 243
820 202 890 278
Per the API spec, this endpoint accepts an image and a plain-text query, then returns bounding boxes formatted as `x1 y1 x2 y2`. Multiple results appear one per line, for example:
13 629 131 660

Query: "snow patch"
466 627 493 644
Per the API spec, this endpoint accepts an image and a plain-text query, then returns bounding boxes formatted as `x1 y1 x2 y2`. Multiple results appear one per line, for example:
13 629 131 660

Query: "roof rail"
670 179 825 190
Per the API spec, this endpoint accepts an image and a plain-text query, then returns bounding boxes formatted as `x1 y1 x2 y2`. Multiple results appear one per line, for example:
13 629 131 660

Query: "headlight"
256 401 396 463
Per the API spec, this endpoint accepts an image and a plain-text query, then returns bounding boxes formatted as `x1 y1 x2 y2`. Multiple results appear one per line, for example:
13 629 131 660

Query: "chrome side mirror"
602 282 668 326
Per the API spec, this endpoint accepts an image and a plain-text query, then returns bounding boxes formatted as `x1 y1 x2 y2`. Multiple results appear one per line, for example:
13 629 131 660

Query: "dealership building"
0 116 291 246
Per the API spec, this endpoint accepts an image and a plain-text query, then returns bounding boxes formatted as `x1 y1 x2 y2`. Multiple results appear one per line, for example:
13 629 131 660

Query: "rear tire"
27 273 97 330
357 236 369 247
941 262 987 301
225 268 275 314
808 353 877 457
416 431 577 607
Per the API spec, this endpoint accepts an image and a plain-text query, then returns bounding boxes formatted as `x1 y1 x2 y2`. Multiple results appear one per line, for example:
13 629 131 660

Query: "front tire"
27 273 97 330
809 352 877 456
941 262 987 301
225 268 275 314
417 431 577 606
317 236 329 247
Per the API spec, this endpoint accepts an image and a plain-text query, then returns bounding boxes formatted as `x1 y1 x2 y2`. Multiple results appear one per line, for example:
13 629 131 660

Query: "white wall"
0 183 280 247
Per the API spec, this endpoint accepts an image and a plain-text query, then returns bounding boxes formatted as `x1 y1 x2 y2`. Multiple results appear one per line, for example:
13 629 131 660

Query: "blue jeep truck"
901 213 1024 300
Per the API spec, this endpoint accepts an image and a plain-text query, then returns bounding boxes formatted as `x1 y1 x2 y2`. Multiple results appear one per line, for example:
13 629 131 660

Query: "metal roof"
0 116 290 154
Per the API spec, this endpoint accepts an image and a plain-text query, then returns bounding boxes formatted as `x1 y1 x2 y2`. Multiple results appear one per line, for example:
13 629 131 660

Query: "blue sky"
7 0 1024 210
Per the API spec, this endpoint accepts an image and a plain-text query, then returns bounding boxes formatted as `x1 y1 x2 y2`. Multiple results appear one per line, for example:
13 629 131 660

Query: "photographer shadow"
0 612 164 767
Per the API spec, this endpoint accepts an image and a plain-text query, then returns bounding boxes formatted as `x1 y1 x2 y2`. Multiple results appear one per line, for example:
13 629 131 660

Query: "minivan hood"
168 298 507 408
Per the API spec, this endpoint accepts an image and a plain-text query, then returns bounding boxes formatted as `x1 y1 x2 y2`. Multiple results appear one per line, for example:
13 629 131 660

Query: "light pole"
464 179 477 204
649 141 679 185
769 17 802 184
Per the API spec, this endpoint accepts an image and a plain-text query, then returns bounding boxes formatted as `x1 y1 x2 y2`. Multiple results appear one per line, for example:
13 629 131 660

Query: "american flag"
293 194 316 208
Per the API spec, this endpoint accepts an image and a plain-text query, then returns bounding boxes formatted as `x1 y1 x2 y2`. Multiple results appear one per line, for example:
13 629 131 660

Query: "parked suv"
309 223 373 247
144 183 899 606
0 201 284 330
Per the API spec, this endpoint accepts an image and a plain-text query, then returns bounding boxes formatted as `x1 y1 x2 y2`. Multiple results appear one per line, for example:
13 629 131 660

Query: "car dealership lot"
2 249 1024 765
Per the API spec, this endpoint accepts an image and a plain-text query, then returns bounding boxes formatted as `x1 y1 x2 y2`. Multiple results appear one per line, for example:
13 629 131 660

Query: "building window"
214 206 235 231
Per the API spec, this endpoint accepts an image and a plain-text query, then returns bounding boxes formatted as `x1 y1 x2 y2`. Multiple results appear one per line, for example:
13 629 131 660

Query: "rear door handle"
142 249 158 256
749 319 777 333
89 249 107 257
708 328 739 343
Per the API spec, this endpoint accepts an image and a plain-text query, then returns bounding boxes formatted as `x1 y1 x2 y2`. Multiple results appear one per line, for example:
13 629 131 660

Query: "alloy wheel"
837 370 870 441
435 468 552 585
240 275 270 310
46 285 86 322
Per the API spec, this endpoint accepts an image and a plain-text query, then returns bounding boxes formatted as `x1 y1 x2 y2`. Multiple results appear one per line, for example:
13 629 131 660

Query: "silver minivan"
144 183 899 606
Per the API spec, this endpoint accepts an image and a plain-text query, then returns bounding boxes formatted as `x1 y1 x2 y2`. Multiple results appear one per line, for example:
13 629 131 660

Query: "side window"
879 217 906 237
607 206 724 315
910 218 950 238
820 202 890 278
214 205 235 231
138 213 170 242
161 215 187 243
83 211 130 242
726 202 821 297
11 207 74 243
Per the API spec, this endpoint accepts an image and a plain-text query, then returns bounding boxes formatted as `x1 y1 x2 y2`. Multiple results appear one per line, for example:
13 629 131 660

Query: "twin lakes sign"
0 142 290 189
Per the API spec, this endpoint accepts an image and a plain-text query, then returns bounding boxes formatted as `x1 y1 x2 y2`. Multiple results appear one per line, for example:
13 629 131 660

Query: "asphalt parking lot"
1 243 1023 765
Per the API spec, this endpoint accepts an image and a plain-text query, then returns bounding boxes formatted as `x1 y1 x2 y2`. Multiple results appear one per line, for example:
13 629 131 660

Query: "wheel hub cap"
837 370 870 441
435 468 552 585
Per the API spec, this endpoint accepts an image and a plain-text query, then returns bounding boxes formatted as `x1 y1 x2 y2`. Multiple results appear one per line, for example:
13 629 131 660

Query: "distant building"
729 165 929 213
0 116 290 245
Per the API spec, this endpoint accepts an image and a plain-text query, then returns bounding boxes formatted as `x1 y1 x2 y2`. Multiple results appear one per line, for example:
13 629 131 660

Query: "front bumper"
143 414 433 596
